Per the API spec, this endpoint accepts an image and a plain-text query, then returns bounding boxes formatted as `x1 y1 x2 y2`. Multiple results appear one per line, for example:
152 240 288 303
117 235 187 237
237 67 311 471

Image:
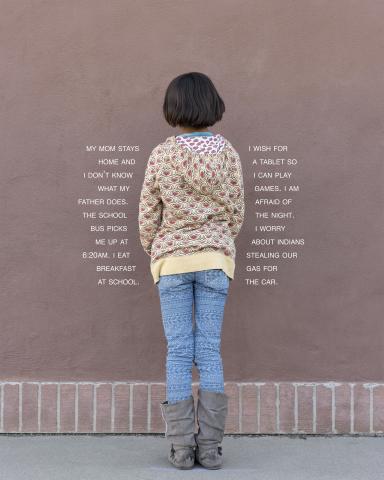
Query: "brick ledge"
1 381 383 434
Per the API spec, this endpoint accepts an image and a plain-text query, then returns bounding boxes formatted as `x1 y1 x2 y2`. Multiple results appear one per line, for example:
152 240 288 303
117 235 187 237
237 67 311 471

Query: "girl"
138 72 245 470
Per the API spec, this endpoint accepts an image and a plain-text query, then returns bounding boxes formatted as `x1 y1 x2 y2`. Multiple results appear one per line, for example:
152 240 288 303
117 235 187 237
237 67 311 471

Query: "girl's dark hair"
163 72 225 129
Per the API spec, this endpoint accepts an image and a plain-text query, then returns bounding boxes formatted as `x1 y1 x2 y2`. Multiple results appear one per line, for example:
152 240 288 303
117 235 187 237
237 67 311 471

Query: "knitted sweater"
138 133 245 284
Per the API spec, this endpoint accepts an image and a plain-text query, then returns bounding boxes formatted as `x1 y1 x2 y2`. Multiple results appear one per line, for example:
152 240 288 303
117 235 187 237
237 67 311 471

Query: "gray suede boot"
194 388 229 469
160 395 197 469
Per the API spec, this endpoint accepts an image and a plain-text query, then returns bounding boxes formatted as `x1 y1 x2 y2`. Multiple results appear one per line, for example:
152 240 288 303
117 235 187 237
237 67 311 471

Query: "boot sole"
195 457 223 469
168 453 195 469
195 450 223 469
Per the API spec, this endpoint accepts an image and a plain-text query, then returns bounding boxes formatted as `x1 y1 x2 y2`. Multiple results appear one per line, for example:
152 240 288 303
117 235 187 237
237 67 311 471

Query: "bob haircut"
163 72 225 129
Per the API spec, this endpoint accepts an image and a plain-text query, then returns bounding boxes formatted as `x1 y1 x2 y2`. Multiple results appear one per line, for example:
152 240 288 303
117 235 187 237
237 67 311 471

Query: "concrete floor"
0 435 383 479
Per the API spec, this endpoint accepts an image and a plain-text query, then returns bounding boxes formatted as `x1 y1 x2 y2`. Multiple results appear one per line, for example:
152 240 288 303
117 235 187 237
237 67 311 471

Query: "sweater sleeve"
227 151 245 239
138 147 163 256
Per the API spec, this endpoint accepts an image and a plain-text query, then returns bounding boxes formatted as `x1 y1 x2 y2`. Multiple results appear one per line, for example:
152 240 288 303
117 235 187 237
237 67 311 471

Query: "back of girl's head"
163 72 225 129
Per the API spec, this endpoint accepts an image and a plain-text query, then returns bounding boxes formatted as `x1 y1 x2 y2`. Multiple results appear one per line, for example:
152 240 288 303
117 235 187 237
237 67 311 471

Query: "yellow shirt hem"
150 251 235 285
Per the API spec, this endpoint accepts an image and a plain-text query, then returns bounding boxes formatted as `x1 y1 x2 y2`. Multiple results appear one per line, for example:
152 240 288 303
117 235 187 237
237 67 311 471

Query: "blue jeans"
156 269 230 404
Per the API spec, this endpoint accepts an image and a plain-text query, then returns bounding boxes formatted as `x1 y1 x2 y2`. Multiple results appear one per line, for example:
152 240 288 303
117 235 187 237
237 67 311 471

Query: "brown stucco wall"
1 0 383 385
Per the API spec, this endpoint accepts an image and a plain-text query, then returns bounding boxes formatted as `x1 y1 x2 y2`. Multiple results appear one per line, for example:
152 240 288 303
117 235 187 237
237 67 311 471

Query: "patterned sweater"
138 133 245 284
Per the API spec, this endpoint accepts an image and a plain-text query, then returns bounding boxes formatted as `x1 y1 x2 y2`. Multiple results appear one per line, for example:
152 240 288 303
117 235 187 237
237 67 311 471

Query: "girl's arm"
228 153 245 239
138 148 163 256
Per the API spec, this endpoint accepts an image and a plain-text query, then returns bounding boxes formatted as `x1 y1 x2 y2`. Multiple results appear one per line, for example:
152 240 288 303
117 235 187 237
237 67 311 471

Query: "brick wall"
1 381 383 435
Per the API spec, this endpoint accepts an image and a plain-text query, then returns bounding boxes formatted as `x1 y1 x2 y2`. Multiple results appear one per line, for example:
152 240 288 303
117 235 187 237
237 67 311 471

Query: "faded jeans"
156 269 230 404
